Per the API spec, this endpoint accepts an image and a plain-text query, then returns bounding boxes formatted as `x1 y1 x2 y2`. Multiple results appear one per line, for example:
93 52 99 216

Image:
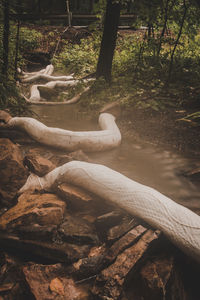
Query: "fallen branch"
21 74 74 83
22 87 90 105
0 111 121 152
18 160 200 262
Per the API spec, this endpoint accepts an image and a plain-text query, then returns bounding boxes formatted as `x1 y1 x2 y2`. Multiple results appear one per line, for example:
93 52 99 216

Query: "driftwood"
19 64 93 104
22 86 90 105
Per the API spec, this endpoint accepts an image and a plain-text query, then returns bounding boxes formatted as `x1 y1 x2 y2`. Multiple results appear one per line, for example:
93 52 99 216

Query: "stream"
32 104 200 215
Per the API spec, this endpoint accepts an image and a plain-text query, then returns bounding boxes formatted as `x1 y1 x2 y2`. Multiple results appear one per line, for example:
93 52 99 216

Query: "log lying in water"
18 160 200 262
18 64 54 78
0 111 121 152
29 79 91 102
22 74 74 83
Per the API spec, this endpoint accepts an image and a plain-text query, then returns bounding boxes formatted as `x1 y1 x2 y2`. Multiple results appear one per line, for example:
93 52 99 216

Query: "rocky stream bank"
0 131 200 300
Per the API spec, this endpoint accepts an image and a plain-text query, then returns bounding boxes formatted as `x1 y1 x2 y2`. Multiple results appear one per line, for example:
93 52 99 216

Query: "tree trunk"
14 0 22 80
2 0 10 80
96 0 121 82
167 0 187 84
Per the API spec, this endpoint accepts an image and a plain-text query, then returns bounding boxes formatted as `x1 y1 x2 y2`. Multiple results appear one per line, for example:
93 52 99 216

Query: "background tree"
2 0 10 81
96 0 121 82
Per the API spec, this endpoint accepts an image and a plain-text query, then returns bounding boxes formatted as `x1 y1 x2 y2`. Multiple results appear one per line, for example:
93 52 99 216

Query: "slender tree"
96 0 121 82
14 0 22 80
167 0 188 82
2 0 10 80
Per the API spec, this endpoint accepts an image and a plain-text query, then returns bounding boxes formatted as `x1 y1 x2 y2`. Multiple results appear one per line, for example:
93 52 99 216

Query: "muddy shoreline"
119 107 200 158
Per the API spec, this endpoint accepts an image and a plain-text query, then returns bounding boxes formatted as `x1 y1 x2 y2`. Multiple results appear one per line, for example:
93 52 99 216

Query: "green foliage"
19 26 42 53
0 23 42 113
0 79 28 115
53 34 101 76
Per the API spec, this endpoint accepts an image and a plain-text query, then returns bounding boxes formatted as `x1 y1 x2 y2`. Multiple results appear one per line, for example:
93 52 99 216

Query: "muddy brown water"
32 104 200 214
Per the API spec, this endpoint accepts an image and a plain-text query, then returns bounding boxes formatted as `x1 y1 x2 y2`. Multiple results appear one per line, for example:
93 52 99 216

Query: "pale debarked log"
0 112 121 152
29 79 93 102
19 160 200 262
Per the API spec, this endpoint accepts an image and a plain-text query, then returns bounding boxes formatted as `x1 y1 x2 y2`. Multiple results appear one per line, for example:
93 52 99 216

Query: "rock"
56 183 93 210
0 193 66 231
68 150 89 162
0 138 28 207
23 154 55 176
126 255 188 300
38 86 59 100
58 214 99 245
92 229 161 299
140 256 177 299
49 154 72 166
107 215 139 243
23 263 89 300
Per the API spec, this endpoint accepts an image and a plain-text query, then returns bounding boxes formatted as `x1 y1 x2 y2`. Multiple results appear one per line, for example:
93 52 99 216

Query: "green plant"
53 34 101 76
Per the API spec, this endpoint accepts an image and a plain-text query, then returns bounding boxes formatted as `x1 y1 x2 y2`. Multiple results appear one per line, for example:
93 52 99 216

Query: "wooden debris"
0 233 90 263
92 229 161 299
105 225 147 263
107 216 139 243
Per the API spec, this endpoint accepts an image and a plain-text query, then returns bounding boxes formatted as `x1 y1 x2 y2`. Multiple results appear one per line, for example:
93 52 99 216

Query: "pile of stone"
0 138 199 299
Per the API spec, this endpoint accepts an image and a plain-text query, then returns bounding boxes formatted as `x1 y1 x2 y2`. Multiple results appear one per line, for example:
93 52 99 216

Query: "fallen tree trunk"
29 79 93 102
0 111 121 152
18 160 200 262
22 74 74 83
22 87 90 105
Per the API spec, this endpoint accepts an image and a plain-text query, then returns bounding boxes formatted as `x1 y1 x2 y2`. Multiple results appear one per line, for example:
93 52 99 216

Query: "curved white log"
29 85 41 102
6 113 121 152
19 64 54 79
19 160 200 262
29 79 93 102
22 74 74 83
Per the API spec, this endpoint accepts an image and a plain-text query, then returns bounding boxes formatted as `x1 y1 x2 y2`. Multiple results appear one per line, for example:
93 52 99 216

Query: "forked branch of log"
18 64 94 104
21 86 90 105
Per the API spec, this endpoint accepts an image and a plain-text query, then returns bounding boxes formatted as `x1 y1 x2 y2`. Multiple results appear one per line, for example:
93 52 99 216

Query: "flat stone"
126 255 188 300
38 86 58 100
56 183 93 210
23 154 55 176
23 263 89 300
58 214 99 245
0 138 28 206
0 193 66 231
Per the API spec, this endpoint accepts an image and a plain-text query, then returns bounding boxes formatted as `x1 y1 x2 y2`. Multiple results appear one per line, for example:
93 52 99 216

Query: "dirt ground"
119 108 200 158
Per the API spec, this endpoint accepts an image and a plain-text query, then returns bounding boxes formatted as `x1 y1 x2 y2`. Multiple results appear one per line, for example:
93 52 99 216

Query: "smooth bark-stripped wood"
23 86 90 105
29 79 92 102
18 160 200 262
22 74 74 83
0 111 121 152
